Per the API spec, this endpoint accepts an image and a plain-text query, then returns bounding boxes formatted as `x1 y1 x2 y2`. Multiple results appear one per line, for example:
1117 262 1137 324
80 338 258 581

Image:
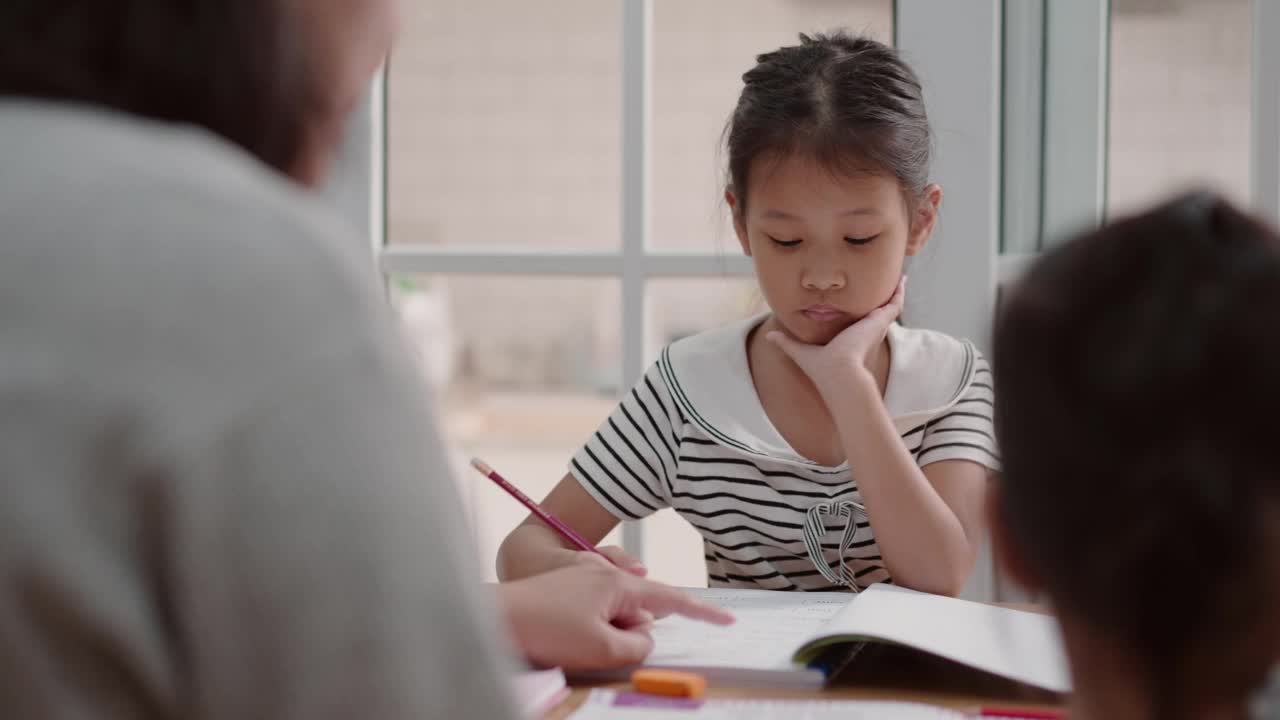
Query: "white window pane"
646 276 763 359
1108 0 1251 216
391 276 620 580
652 0 894 251
387 2 622 249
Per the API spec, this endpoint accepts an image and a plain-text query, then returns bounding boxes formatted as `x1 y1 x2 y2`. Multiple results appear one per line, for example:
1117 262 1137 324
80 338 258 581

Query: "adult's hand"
498 561 734 671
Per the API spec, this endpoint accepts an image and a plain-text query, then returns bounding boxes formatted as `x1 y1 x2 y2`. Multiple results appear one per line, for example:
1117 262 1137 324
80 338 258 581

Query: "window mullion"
620 0 653 559
1253 0 1280 222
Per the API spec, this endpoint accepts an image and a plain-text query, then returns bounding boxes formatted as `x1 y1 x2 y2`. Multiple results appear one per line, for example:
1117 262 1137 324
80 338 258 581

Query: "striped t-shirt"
570 315 1001 592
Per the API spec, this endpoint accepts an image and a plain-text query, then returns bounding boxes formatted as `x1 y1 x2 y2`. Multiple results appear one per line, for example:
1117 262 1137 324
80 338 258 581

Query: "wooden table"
546 682 1062 718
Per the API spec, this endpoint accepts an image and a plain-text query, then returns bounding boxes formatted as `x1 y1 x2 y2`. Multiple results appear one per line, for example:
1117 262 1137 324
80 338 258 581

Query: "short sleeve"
915 351 1002 472
570 362 683 520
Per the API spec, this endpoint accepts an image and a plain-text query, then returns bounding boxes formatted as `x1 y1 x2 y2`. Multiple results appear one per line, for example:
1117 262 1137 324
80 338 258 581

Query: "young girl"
498 31 999 596
990 192 1280 720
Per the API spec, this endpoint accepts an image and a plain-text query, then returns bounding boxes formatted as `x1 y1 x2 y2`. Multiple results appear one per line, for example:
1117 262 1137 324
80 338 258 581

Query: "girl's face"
728 152 941 345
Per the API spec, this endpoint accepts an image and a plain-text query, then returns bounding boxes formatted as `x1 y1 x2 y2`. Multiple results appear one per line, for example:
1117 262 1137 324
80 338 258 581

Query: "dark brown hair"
0 0 312 175
994 192 1280 717
724 31 932 214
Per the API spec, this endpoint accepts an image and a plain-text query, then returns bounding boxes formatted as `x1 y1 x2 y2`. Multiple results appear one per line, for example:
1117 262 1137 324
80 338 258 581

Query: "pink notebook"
513 667 570 718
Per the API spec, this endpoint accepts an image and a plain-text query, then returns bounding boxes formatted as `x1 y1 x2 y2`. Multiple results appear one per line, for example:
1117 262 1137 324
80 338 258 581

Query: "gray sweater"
0 101 517 720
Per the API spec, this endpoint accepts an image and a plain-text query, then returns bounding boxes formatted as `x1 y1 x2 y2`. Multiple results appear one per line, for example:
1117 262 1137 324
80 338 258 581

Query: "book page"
800 584 1072 693
642 588 850 672
511 667 567 718
570 689 966 719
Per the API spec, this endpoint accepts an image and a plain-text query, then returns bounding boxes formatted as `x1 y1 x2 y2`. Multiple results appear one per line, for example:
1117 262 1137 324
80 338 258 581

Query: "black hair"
724 30 932 215
994 191 1280 718
0 0 312 176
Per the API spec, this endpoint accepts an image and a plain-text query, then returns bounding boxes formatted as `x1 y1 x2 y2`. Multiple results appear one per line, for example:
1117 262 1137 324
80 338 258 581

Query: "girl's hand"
767 276 905 391
539 544 648 578
579 545 649 577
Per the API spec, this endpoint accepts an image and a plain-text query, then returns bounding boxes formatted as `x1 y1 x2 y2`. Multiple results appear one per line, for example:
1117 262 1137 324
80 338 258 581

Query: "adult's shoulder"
0 101 394 408
0 100 371 289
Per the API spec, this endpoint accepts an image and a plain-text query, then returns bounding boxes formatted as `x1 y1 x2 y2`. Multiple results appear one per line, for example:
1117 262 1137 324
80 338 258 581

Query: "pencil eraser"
631 669 707 699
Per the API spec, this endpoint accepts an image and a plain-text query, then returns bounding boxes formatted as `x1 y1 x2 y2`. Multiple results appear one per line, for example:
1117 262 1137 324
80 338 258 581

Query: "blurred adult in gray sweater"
0 1 731 718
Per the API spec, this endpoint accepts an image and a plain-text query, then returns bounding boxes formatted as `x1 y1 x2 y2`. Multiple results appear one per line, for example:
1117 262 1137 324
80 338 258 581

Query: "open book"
570 689 968 719
576 584 1070 694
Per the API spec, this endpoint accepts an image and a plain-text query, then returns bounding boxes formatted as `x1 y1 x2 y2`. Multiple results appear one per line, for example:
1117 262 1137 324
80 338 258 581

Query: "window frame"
1000 0 1280 270
1255 0 1280 222
362 0 1006 598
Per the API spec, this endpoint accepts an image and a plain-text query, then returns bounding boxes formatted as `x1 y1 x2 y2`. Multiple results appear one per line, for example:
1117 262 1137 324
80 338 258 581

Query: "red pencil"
470 457 614 564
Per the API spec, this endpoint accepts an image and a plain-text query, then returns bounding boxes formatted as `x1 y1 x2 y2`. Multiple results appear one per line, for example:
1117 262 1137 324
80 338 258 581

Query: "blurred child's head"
723 31 940 344
0 0 400 187
992 192 1280 716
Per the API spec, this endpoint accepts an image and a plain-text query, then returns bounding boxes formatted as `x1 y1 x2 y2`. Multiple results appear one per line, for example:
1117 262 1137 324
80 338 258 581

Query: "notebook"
569 688 967 719
573 584 1070 693
513 667 570 718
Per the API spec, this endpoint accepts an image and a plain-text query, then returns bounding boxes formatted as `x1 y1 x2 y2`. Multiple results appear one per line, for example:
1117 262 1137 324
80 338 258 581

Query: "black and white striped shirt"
571 316 1000 592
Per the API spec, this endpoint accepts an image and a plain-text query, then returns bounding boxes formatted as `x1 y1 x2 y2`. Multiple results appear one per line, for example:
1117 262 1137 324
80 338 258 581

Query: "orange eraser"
631 669 707 699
